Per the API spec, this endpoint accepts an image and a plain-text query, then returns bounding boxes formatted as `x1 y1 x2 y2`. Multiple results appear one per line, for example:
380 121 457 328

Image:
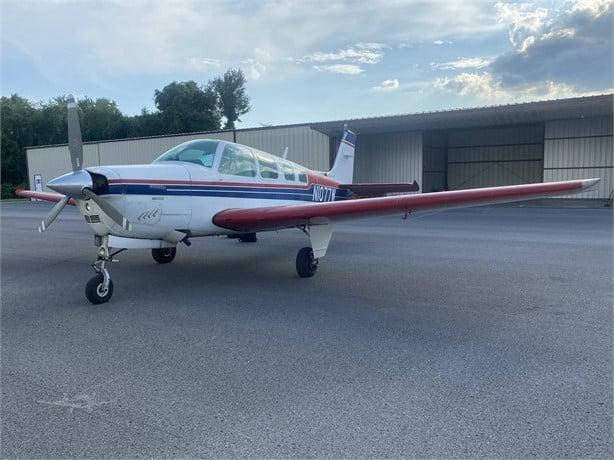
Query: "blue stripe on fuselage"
104 184 350 202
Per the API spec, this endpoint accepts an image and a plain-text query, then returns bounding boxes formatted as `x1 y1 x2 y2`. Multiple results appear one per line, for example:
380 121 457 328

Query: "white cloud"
355 42 386 50
434 71 613 102
302 45 384 65
433 40 452 45
314 64 364 75
242 60 266 80
373 78 400 91
491 0 613 89
434 72 505 99
570 0 612 16
432 57 492 70
187 57 221 72
495 1 550 49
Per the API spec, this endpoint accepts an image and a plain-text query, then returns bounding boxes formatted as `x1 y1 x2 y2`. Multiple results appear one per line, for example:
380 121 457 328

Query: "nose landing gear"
85 235 120 304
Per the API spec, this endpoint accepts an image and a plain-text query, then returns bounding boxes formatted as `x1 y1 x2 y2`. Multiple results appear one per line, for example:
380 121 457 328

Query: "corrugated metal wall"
543 116 613 199
447 125 544 190
353 131 422 185
27 126 329 191
97 131 234 165
236 125 330 171
422 131 446 192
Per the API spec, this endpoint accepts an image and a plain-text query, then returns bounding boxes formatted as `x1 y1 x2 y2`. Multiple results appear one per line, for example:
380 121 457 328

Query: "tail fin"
328 127 356 184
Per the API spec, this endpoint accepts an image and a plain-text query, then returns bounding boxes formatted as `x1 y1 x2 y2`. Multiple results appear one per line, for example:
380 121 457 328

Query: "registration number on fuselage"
312 184 336 202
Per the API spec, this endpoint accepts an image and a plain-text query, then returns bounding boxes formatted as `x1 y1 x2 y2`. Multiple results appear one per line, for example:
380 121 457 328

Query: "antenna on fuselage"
281 146 288 160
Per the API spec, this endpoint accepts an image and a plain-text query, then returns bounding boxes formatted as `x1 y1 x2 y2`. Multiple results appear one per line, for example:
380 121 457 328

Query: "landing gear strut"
86 236 115 304
296 247 318 278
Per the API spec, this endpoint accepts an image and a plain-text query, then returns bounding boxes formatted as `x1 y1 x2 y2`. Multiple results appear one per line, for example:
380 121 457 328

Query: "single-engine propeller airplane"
17 96 599 304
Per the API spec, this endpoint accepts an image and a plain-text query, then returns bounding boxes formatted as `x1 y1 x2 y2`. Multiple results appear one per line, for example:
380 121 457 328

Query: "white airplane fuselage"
76 141 344 240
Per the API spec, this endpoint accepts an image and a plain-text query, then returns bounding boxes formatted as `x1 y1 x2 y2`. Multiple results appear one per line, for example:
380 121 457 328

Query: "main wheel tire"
238 233 257 243
152 247 176 264
296 247 318 278
85 274 114 304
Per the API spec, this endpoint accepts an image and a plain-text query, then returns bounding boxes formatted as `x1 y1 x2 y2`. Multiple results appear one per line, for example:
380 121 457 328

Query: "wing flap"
15 189 77 206
213 179 599 233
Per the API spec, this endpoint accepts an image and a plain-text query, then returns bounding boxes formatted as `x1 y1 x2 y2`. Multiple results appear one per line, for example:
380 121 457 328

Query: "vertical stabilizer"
328 128 356 184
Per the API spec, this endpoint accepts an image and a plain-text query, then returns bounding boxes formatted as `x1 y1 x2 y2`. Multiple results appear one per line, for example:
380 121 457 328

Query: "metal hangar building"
26 94 613 201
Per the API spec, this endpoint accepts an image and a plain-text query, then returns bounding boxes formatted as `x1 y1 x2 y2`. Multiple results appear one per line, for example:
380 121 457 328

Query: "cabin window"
153 140 218 167
279 161 296 181
298 171 308 183
218 144 257 177
256 153 279 179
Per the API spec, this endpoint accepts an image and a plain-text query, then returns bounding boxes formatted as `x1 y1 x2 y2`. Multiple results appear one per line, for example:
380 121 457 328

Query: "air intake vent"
89 172 109 194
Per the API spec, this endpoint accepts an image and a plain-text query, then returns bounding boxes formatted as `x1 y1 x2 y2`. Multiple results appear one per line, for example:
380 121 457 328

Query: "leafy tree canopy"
154 80 221 134
209 69 250 130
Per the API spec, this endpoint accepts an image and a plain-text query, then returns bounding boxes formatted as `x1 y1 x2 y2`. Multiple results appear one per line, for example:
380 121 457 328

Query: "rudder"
328 128 356 184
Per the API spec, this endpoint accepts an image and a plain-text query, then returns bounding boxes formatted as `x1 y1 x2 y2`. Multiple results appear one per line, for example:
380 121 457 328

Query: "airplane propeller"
39 195 71 233
38 94 131 233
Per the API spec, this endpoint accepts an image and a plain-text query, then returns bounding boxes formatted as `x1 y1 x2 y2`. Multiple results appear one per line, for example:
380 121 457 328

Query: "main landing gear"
294 224 332 279
296 247 318 277
152 247 176 264
227 233 258 243
238 233 257 243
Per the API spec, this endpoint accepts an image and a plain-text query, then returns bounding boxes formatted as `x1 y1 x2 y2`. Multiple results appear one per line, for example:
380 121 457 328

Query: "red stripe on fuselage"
108 172 341 189
307 172 339 187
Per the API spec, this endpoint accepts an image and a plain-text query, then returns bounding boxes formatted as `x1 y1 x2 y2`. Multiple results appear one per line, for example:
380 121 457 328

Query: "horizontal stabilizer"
340 181 419 198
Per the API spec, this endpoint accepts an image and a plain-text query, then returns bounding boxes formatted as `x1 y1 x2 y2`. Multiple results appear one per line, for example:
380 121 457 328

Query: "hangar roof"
310 94 614 137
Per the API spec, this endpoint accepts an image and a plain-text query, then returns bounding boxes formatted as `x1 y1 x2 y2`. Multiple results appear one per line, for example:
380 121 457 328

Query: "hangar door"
447 125 544 190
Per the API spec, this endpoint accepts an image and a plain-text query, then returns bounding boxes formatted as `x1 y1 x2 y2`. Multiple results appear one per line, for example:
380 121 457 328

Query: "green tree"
1 95 37 195
33 96 68 145
128 108 165 138
78 97 130 141
153 80 220 134
209 68 251 129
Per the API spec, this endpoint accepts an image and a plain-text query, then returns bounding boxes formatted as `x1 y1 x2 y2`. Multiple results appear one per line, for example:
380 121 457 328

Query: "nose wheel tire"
296 247 318 278
85 274 114 304
152 247 176 264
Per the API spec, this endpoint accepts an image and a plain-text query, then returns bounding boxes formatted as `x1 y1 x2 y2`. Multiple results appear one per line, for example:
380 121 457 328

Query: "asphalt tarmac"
1 202 612 458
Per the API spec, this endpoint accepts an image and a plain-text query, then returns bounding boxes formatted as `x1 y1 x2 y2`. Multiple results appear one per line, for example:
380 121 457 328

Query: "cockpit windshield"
153 139 220 167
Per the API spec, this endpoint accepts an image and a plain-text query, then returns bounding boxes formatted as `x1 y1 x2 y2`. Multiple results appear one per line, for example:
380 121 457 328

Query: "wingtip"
581 178 600 189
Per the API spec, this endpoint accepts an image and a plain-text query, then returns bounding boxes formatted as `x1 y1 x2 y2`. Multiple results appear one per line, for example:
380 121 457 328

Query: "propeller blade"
82 188 132 231
39 195 70 232
66 94 83 171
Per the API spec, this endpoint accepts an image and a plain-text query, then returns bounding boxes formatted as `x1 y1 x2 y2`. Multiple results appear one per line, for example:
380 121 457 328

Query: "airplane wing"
15 189 77 205
213 178 599 233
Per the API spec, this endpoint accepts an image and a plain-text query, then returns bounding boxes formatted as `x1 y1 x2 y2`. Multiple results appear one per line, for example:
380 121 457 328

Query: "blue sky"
2 0 612 128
